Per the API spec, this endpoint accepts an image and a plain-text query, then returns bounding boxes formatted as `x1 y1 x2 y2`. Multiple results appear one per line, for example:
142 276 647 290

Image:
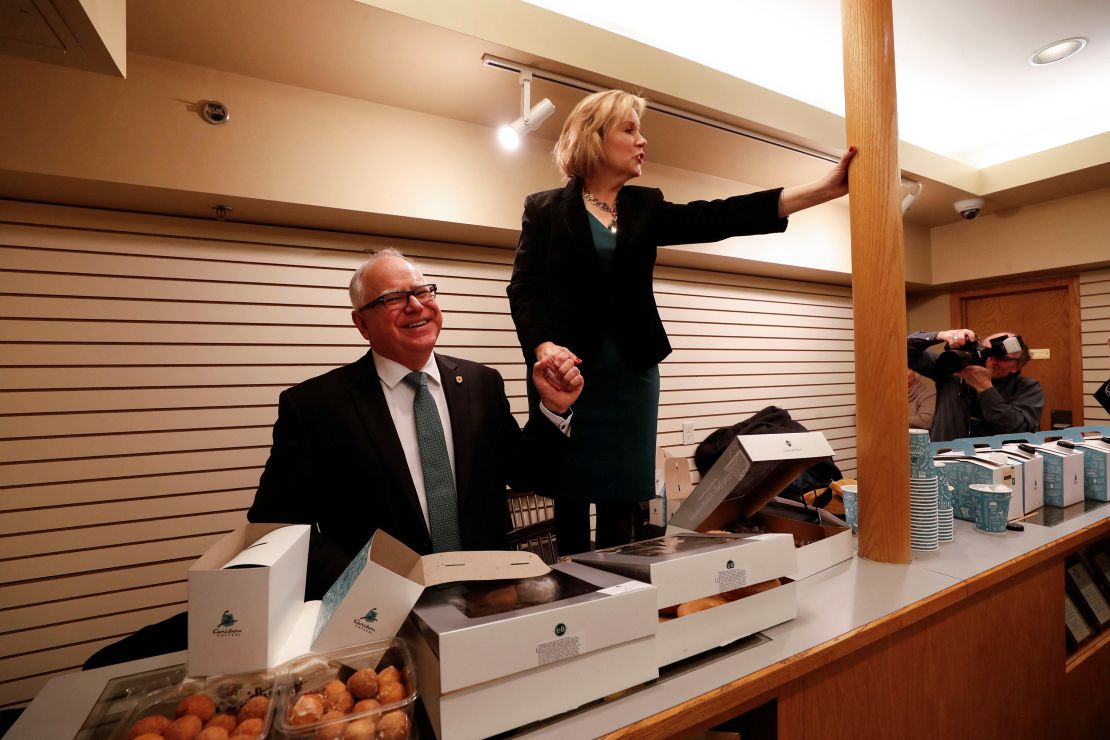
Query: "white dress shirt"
374 352 573 532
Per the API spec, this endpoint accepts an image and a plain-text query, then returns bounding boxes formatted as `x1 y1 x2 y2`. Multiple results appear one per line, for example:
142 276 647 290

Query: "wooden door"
951 277 1083 431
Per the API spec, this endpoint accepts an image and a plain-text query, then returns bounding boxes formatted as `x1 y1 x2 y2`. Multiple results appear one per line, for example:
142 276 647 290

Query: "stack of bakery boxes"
575 432 851 666
188 432 850 740
407 431 852 739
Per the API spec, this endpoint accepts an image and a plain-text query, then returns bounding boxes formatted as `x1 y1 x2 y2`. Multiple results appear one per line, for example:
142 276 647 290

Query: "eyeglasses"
358 284 438 312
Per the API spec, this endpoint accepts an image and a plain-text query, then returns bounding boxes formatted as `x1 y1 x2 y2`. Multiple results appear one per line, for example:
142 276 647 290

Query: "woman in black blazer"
508 90 855 555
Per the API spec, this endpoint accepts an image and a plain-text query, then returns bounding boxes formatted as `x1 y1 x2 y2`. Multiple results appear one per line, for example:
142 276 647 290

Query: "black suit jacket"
248 350 563 599
507 179 787 372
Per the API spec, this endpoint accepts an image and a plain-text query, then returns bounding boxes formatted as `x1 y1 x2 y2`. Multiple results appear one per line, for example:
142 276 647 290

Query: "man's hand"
534 341 580 392
938 328 976 348
533 355 583 414
956 364 993 392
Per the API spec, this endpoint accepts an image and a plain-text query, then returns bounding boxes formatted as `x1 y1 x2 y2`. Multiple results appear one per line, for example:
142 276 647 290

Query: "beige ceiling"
3 0 1108 230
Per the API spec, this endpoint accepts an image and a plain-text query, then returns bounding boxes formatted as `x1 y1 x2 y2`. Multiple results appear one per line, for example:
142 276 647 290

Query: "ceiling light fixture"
483 54 922 203
483 53 846 165
497 71 555 150
901 181 924 214
1029 37 1087 66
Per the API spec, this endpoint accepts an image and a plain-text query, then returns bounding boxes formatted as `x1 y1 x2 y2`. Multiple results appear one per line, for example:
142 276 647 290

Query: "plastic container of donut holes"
271 638 417 739
108 668 278 740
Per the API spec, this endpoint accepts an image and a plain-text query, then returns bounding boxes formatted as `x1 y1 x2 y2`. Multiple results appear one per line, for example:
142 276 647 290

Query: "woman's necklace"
582 188 618 234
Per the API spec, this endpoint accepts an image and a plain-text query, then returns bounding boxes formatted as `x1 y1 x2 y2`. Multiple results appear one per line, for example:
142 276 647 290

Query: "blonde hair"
553 90 647 180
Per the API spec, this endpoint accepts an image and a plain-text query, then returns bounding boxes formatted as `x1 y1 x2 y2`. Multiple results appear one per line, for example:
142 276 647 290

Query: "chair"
505 490 559 564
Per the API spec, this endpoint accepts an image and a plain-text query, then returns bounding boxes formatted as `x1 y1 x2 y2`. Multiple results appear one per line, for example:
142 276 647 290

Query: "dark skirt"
530 334 660 503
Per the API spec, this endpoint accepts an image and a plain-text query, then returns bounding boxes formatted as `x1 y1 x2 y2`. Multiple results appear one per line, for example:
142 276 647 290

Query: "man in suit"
248 249 583 598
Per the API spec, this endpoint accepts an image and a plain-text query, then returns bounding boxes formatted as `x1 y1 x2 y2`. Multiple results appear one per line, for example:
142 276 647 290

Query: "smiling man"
248 249 582 598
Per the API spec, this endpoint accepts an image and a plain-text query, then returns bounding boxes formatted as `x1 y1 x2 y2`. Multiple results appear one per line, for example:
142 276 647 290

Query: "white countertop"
8 501 1108 740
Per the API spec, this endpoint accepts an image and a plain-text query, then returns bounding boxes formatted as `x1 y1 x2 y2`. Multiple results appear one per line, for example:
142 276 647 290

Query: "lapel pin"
455 375 463 384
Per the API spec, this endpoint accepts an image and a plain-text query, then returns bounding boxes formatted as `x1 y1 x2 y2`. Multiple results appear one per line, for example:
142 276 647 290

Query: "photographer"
907 329 1043 442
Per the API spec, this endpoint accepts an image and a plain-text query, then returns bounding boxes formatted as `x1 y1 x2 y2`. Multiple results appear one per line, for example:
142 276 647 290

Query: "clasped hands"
532 341 583 414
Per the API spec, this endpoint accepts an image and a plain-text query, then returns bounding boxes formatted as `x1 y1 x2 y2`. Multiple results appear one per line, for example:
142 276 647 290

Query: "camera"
935 334 1025 374
954 197 985 220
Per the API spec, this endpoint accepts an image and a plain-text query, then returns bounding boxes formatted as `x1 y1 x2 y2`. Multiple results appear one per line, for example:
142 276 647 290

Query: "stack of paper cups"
934 461 954 543
909 429 939 551
910 475 940 551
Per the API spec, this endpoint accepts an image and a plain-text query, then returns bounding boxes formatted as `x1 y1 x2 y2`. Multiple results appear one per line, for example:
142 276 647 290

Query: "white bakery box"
188 525 548 678
650 446 696 527
931 451 1016 522
970 450 1029 521
993 445 1046 514
670 433 853 582
572 532 796 667
1029 439 1085 507
406 562 658 740
187 523 311 677
1058 429 1110 502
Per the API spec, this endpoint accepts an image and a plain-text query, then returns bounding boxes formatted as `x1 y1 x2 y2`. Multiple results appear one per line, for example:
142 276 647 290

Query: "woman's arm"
507 195 558 361
779 147 856 217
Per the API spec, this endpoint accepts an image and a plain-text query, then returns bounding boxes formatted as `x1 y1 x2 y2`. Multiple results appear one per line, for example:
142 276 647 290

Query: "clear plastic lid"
272 637 417 739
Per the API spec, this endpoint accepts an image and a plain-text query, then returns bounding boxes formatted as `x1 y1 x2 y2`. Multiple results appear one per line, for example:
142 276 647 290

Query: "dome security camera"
954 197 986 220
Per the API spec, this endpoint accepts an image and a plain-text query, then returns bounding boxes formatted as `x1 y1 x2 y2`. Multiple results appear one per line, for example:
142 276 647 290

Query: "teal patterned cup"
909 429 932 478
933 461 953 509
970 483 1011 534
841 484 858 534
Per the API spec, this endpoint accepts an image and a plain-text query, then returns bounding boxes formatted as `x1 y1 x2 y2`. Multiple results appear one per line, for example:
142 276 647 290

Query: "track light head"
498 98 555 150
497 70 555 150
901 181 924 214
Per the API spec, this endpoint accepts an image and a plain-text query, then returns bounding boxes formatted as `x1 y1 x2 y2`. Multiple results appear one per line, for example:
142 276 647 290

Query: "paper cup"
969 483 1011 534
909 429 932 478
841 484 858 534
933 462 954 509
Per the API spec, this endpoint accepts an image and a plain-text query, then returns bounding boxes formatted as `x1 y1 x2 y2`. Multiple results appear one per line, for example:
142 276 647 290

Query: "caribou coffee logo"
354 607 379 634
212 610 242 637
726 560 735 569
554 623 567 637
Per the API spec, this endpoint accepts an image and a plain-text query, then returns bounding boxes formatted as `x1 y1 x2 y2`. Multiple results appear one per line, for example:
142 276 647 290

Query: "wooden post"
842 0 910 563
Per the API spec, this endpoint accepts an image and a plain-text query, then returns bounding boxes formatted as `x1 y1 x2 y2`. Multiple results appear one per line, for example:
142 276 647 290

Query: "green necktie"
403 371 462 552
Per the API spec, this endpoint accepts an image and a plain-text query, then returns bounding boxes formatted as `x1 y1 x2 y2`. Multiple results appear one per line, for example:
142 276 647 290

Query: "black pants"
553 499 642 557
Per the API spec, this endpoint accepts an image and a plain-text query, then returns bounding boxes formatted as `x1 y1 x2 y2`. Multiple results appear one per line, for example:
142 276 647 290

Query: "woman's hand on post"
778 146 856 217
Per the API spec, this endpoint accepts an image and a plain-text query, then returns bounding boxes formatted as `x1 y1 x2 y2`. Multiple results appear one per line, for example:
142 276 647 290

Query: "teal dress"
543 214 661 503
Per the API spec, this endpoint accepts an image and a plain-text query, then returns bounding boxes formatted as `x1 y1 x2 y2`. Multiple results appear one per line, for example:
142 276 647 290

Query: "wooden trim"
1067 276 1085 425
963 516 1110 597
950 274 1079 326
842 0 911 565
602 683 785 740
605 581 968 738
605 518 1110 738
1066 625 1110 674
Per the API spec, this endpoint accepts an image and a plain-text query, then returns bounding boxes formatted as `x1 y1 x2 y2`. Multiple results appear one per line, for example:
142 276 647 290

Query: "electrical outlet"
682 421 696 446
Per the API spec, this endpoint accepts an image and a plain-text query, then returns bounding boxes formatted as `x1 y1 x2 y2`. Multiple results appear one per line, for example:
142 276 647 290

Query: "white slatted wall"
0 201 857 709
1080 269 1110 424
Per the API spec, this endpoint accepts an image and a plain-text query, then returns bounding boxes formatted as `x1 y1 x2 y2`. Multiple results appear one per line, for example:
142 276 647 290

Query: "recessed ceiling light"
1029 37 1087 66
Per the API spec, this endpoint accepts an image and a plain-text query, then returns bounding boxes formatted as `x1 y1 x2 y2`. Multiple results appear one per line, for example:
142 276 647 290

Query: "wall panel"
0 200 858 709
1080 271 1110 423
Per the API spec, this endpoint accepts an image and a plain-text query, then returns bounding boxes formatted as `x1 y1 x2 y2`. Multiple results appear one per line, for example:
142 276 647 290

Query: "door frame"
949 275 1084 427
